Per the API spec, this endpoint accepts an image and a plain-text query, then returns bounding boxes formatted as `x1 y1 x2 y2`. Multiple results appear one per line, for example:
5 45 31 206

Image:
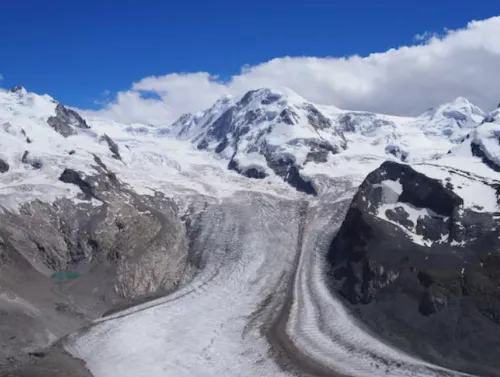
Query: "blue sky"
1 0 498 111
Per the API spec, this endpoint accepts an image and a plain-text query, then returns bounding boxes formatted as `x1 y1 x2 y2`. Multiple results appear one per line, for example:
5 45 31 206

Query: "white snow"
379 179 403 202
0 88 301 213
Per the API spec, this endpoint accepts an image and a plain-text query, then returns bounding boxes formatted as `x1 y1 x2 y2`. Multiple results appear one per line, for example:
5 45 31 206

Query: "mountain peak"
450 96 472 105
418 96 484 123
8 85 27 95
235 87 311 109
237 88 284 108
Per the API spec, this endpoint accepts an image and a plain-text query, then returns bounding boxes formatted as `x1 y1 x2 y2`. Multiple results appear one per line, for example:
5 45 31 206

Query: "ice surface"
66 194 302 377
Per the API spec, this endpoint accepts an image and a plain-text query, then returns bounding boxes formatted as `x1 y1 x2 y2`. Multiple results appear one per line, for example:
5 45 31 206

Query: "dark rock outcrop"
326 160 500 377
385 145 408 162
21 151 42 169
215 136 229 154
20 129 32 143
9 85 25 93
471 142 500 172
47 104 89 137
207 108 235 140
0 158 9 173
228 158 268 179
303 103 333 130
101 134 122 160
59 169 95 200
265 155 317 195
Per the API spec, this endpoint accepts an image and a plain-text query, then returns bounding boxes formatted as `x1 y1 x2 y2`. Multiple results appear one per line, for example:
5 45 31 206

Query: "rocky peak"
419 96 485 124
236 88 284 108
358 161 464 217
170 87 347 193
47 103 90 137
414 97 485 143
8 85 27 95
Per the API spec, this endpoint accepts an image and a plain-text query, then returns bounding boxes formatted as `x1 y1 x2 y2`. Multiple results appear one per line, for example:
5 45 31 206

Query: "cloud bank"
85 16 500 126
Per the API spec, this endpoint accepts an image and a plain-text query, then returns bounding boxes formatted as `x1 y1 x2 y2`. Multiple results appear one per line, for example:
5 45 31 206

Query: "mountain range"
1 85 500 377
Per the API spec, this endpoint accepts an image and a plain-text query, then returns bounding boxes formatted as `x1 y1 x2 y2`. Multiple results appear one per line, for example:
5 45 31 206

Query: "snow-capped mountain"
171 88 347 194
170 87 488 194
414 96 485 140
2 85 500 377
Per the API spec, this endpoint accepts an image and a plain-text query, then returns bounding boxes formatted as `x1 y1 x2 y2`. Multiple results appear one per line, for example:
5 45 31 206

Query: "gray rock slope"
1 173 193 373
0 154 193 371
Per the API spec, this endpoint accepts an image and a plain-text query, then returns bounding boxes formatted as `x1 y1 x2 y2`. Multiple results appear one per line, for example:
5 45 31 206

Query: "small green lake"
51 271 80 280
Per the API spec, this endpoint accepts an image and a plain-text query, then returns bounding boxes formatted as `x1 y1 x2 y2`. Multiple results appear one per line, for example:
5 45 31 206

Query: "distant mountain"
415 96 485 140
170 87 488 194
171 88 347 194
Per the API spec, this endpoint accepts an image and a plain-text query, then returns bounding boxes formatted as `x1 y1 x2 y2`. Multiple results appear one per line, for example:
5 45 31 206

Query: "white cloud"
85 16 500 125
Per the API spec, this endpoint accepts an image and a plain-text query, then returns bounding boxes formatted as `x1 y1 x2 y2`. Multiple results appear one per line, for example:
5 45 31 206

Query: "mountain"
415 96 485 140
172 88 348 194
326 160 500 376
2 86 500 377
0 87 197 373
170 88 487 195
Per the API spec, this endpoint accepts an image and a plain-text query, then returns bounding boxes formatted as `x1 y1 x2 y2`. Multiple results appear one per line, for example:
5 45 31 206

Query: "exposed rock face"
326 160 500 376
228 158 268 179
21 151 42 169
338 112 395 134
264 155 317 195
0 158 9 173
101 134 122 160
0 157 194 370
47 103 90 137
471 142 500 172
8 85 26 94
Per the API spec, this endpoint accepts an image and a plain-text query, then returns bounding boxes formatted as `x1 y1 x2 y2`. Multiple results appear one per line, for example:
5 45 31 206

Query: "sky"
1 1 500 125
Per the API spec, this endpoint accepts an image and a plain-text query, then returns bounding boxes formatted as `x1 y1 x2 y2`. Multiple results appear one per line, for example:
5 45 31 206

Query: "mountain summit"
170 87 489 194
172 87 347 194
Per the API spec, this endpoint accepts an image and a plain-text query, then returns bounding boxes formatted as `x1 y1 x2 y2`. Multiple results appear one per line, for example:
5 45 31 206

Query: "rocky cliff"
326 160 500 377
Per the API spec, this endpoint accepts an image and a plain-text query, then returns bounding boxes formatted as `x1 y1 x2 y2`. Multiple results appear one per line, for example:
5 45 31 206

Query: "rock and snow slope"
326 160 500 376
1 86 500 377
169 88 488 196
